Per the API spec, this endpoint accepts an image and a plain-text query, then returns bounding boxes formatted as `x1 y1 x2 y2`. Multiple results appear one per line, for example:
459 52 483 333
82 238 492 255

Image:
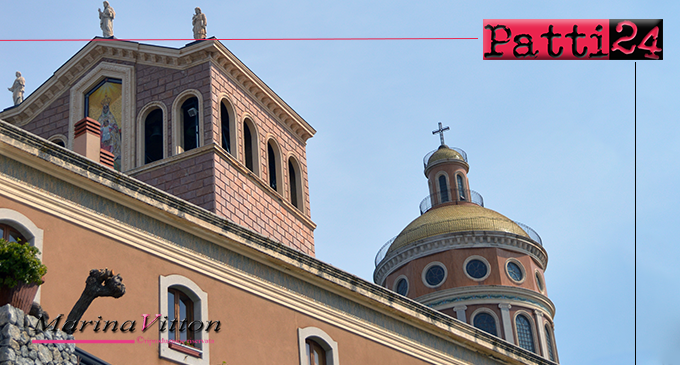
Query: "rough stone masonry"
0 304 77 365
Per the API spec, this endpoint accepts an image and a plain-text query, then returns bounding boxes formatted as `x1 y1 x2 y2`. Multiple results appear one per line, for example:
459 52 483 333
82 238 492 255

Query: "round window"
536 272 544 292
395 278 408 296
466 259 488 279
425 265 446 287
507 261 523 282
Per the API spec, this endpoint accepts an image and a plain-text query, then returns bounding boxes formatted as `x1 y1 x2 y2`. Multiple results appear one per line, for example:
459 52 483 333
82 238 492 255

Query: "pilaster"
535 310 549 359
499 303 514 343
453 305 467 322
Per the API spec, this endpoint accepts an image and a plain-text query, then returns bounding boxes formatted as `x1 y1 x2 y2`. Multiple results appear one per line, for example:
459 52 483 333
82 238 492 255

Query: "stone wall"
0 304 77 365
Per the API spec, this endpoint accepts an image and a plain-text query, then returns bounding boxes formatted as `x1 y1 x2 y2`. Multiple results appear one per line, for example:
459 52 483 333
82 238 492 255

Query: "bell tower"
374 123 559 362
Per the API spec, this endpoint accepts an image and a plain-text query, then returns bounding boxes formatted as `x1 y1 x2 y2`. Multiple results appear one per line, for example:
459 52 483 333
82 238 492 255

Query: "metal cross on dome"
432 122 450 146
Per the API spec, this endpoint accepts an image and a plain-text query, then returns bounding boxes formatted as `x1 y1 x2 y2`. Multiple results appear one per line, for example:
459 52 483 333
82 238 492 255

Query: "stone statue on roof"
192 7 207 39
8 71 25 106
98 1 116 38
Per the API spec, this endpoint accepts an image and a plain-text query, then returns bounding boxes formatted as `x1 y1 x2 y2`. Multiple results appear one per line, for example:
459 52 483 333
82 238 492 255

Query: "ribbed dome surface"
388 204 529 253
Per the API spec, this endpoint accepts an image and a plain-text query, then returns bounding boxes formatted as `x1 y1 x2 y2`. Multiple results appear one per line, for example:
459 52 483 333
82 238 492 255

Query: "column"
535 310 549 359
453 305 467 323
498 303 514 343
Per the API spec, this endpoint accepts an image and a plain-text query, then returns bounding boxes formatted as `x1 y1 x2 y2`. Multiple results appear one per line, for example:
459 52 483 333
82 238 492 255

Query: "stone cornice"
0 38 315 144
374 230 548 285
207 41 315 144
415 285 556 318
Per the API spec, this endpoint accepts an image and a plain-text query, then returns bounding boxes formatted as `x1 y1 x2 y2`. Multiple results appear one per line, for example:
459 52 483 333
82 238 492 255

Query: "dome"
426 145 466 170
387 204 529 254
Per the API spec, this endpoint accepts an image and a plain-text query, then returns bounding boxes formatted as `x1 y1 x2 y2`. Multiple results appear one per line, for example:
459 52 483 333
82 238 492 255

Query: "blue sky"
1 1 670 364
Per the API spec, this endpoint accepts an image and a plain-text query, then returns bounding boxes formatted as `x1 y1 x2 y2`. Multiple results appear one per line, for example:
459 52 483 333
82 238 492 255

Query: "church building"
0 9 558 365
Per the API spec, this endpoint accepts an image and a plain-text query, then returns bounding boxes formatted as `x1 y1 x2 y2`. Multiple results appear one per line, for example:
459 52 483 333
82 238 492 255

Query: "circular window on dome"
535 271 544 292
464 256 490 281
422 262 447 288
393 276 409 296
505 259 525 284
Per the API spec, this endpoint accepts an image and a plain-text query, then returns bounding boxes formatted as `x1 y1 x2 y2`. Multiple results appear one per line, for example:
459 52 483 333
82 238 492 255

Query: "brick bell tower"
373 123 559 362
0 38 316 255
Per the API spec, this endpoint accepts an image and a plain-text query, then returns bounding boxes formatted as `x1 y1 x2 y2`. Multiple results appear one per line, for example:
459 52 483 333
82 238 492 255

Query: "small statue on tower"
192 7 207 39
7 71 25 106
98 1 116 38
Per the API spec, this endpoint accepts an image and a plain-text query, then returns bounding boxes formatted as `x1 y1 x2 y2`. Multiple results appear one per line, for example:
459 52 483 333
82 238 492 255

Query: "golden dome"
387 204 529 253
426 145 467 170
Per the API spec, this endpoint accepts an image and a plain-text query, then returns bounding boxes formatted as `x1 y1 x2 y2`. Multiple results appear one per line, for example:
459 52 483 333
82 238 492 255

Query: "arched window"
0 223 26 243
0 209 43 251
0 209 44 303
438 175 449 203
267 141 279 191
545 324 556 361
244 121 255 172
144 109 163 164
306 339 327 365
473 312 498 336
289 158 301 210
48 135 67 148
516 314 535 353
457 174 467 201
181 97 200 152
220 102 231 154
168 288 194 343
159 275 211 365
298 327 339 365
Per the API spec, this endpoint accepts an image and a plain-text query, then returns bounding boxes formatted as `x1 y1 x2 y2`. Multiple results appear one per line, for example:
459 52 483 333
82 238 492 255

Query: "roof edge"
0 38 315 143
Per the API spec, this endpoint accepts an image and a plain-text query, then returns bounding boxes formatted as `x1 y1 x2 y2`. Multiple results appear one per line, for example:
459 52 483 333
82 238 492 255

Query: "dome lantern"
424 123 473 210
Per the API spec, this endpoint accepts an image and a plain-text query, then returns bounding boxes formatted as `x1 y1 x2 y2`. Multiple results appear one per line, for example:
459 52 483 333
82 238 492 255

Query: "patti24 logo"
483 19 662 60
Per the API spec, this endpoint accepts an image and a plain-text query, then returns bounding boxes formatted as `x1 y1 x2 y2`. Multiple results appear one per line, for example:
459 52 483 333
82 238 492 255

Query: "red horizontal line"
32 339 135 344
0 37 477 42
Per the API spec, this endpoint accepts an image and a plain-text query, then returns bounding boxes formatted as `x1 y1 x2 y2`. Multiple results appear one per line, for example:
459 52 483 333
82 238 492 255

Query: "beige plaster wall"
0 196 426 365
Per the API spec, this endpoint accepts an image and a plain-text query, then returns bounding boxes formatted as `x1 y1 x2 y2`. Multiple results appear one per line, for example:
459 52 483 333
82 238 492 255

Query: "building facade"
0 38 315 255
0 36 558 365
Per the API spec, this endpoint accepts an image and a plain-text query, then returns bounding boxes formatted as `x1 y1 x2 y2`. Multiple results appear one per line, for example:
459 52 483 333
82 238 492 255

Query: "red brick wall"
19 91 70 141
208 63 315 255
214 152 314 255
132 151 216 212
208 64 311 216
